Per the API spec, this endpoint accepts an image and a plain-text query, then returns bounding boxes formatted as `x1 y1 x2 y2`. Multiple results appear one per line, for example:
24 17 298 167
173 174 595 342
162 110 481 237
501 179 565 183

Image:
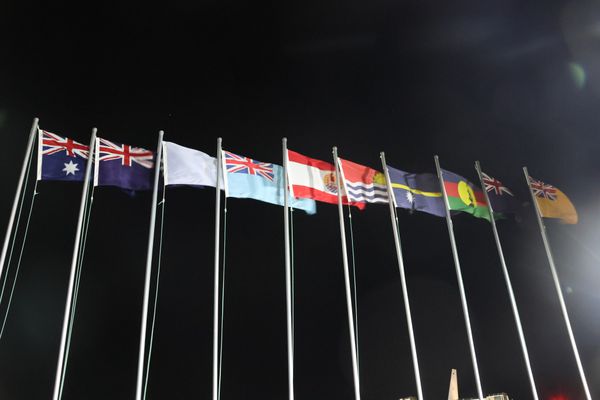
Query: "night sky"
1 1 599 399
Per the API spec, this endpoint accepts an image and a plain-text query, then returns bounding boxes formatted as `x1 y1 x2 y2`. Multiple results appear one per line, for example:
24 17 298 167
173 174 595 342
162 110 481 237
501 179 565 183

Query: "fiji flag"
37 129 90 182
223 150 316 214
94 137 155 191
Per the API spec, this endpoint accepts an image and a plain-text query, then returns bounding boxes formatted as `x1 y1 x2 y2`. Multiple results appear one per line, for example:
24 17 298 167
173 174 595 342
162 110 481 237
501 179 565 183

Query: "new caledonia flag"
441 168 491 221
37 129 89 182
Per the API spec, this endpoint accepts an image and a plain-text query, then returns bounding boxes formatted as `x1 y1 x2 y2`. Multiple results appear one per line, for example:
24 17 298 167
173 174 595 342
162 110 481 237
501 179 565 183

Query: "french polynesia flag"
286 150 365 209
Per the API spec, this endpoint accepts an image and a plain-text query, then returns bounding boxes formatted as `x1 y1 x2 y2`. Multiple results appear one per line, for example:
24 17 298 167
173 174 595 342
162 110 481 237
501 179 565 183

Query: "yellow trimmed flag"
528 177 578 224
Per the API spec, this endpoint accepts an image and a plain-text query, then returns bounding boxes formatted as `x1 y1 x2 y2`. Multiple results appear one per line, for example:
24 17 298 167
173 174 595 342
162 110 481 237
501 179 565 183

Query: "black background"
0 1 599 399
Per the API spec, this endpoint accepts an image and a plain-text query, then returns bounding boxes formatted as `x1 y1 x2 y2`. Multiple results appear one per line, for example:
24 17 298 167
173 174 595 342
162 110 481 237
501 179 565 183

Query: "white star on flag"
63 160 80 176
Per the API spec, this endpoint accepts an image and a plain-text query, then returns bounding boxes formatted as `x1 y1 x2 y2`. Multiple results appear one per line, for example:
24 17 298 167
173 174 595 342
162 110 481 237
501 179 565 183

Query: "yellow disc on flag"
458 181 476 206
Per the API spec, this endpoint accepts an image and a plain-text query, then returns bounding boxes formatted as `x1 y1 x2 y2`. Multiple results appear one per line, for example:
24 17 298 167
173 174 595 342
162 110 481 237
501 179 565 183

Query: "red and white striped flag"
286 150 365 209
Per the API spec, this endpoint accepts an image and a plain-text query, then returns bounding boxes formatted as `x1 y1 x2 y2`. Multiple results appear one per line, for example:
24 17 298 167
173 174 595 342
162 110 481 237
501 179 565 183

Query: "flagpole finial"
380 151 385 159
282 137 287 146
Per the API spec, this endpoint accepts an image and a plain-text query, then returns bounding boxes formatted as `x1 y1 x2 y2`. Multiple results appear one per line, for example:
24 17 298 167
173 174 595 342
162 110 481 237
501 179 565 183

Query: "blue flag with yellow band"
386 165 445 217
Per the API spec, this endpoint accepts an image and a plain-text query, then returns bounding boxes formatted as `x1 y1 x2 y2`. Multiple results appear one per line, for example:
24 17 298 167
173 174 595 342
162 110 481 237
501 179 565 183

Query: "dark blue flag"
386 165 445 217
37 130 90 182
481 172 519 216
94 137 154 191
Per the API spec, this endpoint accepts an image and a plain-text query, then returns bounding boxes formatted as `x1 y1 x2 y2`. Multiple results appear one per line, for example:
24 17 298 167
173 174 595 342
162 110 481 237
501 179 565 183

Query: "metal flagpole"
0 117 38 283
433 155 483 400
475 161 539 400
212 138 223 400
282 138 294 400
523 167 592 400
135 130 164 400
52 128 96 400
332 146 361 400
380 152 424 400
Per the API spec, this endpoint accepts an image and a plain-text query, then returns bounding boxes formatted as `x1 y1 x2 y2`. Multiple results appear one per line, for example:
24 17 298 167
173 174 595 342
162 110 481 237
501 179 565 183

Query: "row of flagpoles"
0 118 592 400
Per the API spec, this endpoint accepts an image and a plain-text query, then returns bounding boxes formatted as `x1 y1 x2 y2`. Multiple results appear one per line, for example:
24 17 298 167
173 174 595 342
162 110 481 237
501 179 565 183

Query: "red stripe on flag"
291 185 366 210
444 181 487 206
288 150 335 171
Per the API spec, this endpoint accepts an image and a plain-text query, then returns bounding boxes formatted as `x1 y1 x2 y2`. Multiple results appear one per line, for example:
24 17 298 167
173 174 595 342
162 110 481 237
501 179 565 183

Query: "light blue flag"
223 150 317 214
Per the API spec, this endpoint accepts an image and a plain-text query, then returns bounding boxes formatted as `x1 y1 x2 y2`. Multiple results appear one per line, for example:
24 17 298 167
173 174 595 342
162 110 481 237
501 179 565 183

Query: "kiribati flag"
94 137 155 191
37 129 90 182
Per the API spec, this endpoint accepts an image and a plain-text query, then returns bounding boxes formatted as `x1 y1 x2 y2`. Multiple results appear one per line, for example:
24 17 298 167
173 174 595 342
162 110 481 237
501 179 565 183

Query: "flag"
222 150 316 214
163 141 217 187
386 166 445 217
441 169 491 221
528 177 577 224
37 129 89 182
286 150 365 209
481 172 519 216
338 158 388 204
94 137 155 191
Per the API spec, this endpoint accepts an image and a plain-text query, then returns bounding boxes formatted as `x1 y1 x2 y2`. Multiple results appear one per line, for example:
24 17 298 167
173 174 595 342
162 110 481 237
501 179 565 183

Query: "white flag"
163 141 217 187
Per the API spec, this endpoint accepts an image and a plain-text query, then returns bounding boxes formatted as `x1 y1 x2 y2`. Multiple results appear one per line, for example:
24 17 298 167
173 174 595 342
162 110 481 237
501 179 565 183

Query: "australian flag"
94 137 155 191
37 129 90 182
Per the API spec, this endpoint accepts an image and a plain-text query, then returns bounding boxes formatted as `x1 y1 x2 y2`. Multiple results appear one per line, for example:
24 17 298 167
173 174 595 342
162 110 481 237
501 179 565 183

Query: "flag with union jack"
222 150 316 214
481 171 519 216
94 137 155 191
37 129 90 182
528 176 577 224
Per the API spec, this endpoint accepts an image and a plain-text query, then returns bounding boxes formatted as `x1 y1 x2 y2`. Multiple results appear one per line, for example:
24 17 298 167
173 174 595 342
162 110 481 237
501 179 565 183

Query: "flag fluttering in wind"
386 166 445 217
223 150 316 214
94 137 155 191
37 129 89 182
528 177 577 224
441 168 491 221
286 149 365 209
338 157 388 204
163 141 217 187
481 172 520 217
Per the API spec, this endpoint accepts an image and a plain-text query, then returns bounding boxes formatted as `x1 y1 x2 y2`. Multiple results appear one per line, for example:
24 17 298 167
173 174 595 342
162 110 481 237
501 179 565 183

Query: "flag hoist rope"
434 155 484 400
523 166 592 400
142 183 167 399
0 121 37 340
134 131 164 400
0 118 38 296
52 129 97 400
58 180 95 398
0 180 39 341
380 152 424 400
332 146 361 400
475 161 539 400
345 204 361 370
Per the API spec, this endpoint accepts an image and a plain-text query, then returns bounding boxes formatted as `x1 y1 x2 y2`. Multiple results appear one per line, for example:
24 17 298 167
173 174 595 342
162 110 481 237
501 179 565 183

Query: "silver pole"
433 155 483 400
52 128 97 400
380 152 424 400
282 138 294 400
135 131 164 400
522 167 592 400
0 117 38 282
212 138 223 400
332 147 361 400
475 161 539 400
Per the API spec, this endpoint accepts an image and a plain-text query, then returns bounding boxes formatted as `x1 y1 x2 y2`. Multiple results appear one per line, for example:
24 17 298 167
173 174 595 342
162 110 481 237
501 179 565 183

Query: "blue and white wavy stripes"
345 182 388 203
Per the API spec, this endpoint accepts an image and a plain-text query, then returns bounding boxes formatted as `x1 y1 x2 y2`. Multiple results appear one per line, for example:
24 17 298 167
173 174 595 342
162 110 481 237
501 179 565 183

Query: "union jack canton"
223 151 275 181
94 137 155 191
38 129 90 182
529 178 557 201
